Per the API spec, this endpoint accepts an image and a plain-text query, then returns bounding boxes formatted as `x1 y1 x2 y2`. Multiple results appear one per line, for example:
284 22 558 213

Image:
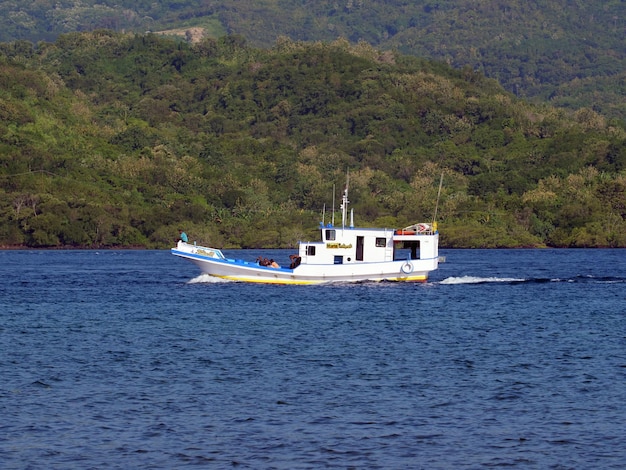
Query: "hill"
1 31 625 249
0 1 624 120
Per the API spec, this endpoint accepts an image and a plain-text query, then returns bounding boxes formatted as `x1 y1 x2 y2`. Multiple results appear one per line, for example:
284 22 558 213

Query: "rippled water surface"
1 248 625 468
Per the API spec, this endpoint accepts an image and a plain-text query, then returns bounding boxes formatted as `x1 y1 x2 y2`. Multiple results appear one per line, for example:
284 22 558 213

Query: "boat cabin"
298 223 436 266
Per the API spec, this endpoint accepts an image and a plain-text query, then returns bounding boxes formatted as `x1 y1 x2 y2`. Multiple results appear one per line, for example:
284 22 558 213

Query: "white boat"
172 186 440 284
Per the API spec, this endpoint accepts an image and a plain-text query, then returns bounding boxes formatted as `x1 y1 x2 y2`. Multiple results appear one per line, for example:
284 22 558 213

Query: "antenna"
432 172 444 226
331 184 336 226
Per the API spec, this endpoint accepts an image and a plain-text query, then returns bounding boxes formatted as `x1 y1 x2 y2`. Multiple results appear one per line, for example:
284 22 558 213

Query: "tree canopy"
0 1 624 121
1 32 625 249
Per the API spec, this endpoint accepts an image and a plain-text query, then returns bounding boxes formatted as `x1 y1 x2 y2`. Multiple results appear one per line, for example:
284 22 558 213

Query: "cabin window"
325 229 336 241
375 237 386 247
307 245 316 256
393 241 419 261
334 255 343 264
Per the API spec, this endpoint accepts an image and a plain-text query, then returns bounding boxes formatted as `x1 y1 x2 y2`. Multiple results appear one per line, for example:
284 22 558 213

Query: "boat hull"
171 247 436 284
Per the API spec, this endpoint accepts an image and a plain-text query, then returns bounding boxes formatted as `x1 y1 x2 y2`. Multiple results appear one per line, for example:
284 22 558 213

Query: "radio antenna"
432 172 444 226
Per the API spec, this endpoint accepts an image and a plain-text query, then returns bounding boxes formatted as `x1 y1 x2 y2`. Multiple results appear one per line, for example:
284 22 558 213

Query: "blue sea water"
0 248 625 469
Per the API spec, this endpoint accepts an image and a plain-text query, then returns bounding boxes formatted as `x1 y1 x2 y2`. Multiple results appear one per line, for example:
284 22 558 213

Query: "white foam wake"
187 274 230 284
440 275 526 285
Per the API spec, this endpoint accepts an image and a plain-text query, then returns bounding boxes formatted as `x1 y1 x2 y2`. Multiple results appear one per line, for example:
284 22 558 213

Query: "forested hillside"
1 31 625 249
1 0 624 120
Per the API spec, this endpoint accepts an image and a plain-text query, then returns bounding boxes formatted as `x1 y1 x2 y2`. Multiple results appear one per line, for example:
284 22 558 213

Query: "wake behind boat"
172 186 440 284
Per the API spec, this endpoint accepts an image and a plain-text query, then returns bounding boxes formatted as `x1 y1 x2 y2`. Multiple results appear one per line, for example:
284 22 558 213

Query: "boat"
172 185 440 284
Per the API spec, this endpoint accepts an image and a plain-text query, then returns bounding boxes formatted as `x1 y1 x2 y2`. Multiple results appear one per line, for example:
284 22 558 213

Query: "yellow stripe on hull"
211 274 428 284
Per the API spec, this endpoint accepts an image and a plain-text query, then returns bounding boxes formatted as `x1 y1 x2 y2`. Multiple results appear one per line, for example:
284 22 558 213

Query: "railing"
394 222 438 236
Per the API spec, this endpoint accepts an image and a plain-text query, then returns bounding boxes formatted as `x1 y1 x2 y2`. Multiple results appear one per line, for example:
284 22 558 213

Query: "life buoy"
401 261 414 274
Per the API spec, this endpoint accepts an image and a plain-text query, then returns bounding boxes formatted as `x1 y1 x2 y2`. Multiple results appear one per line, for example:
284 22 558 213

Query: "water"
1 248 624 469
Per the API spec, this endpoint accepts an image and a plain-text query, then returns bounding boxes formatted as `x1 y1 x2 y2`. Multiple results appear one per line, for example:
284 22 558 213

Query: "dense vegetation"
1 31 625 249
1 0 625 121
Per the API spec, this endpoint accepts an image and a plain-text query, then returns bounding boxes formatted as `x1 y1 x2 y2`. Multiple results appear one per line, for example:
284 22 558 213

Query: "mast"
340 172 349 229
